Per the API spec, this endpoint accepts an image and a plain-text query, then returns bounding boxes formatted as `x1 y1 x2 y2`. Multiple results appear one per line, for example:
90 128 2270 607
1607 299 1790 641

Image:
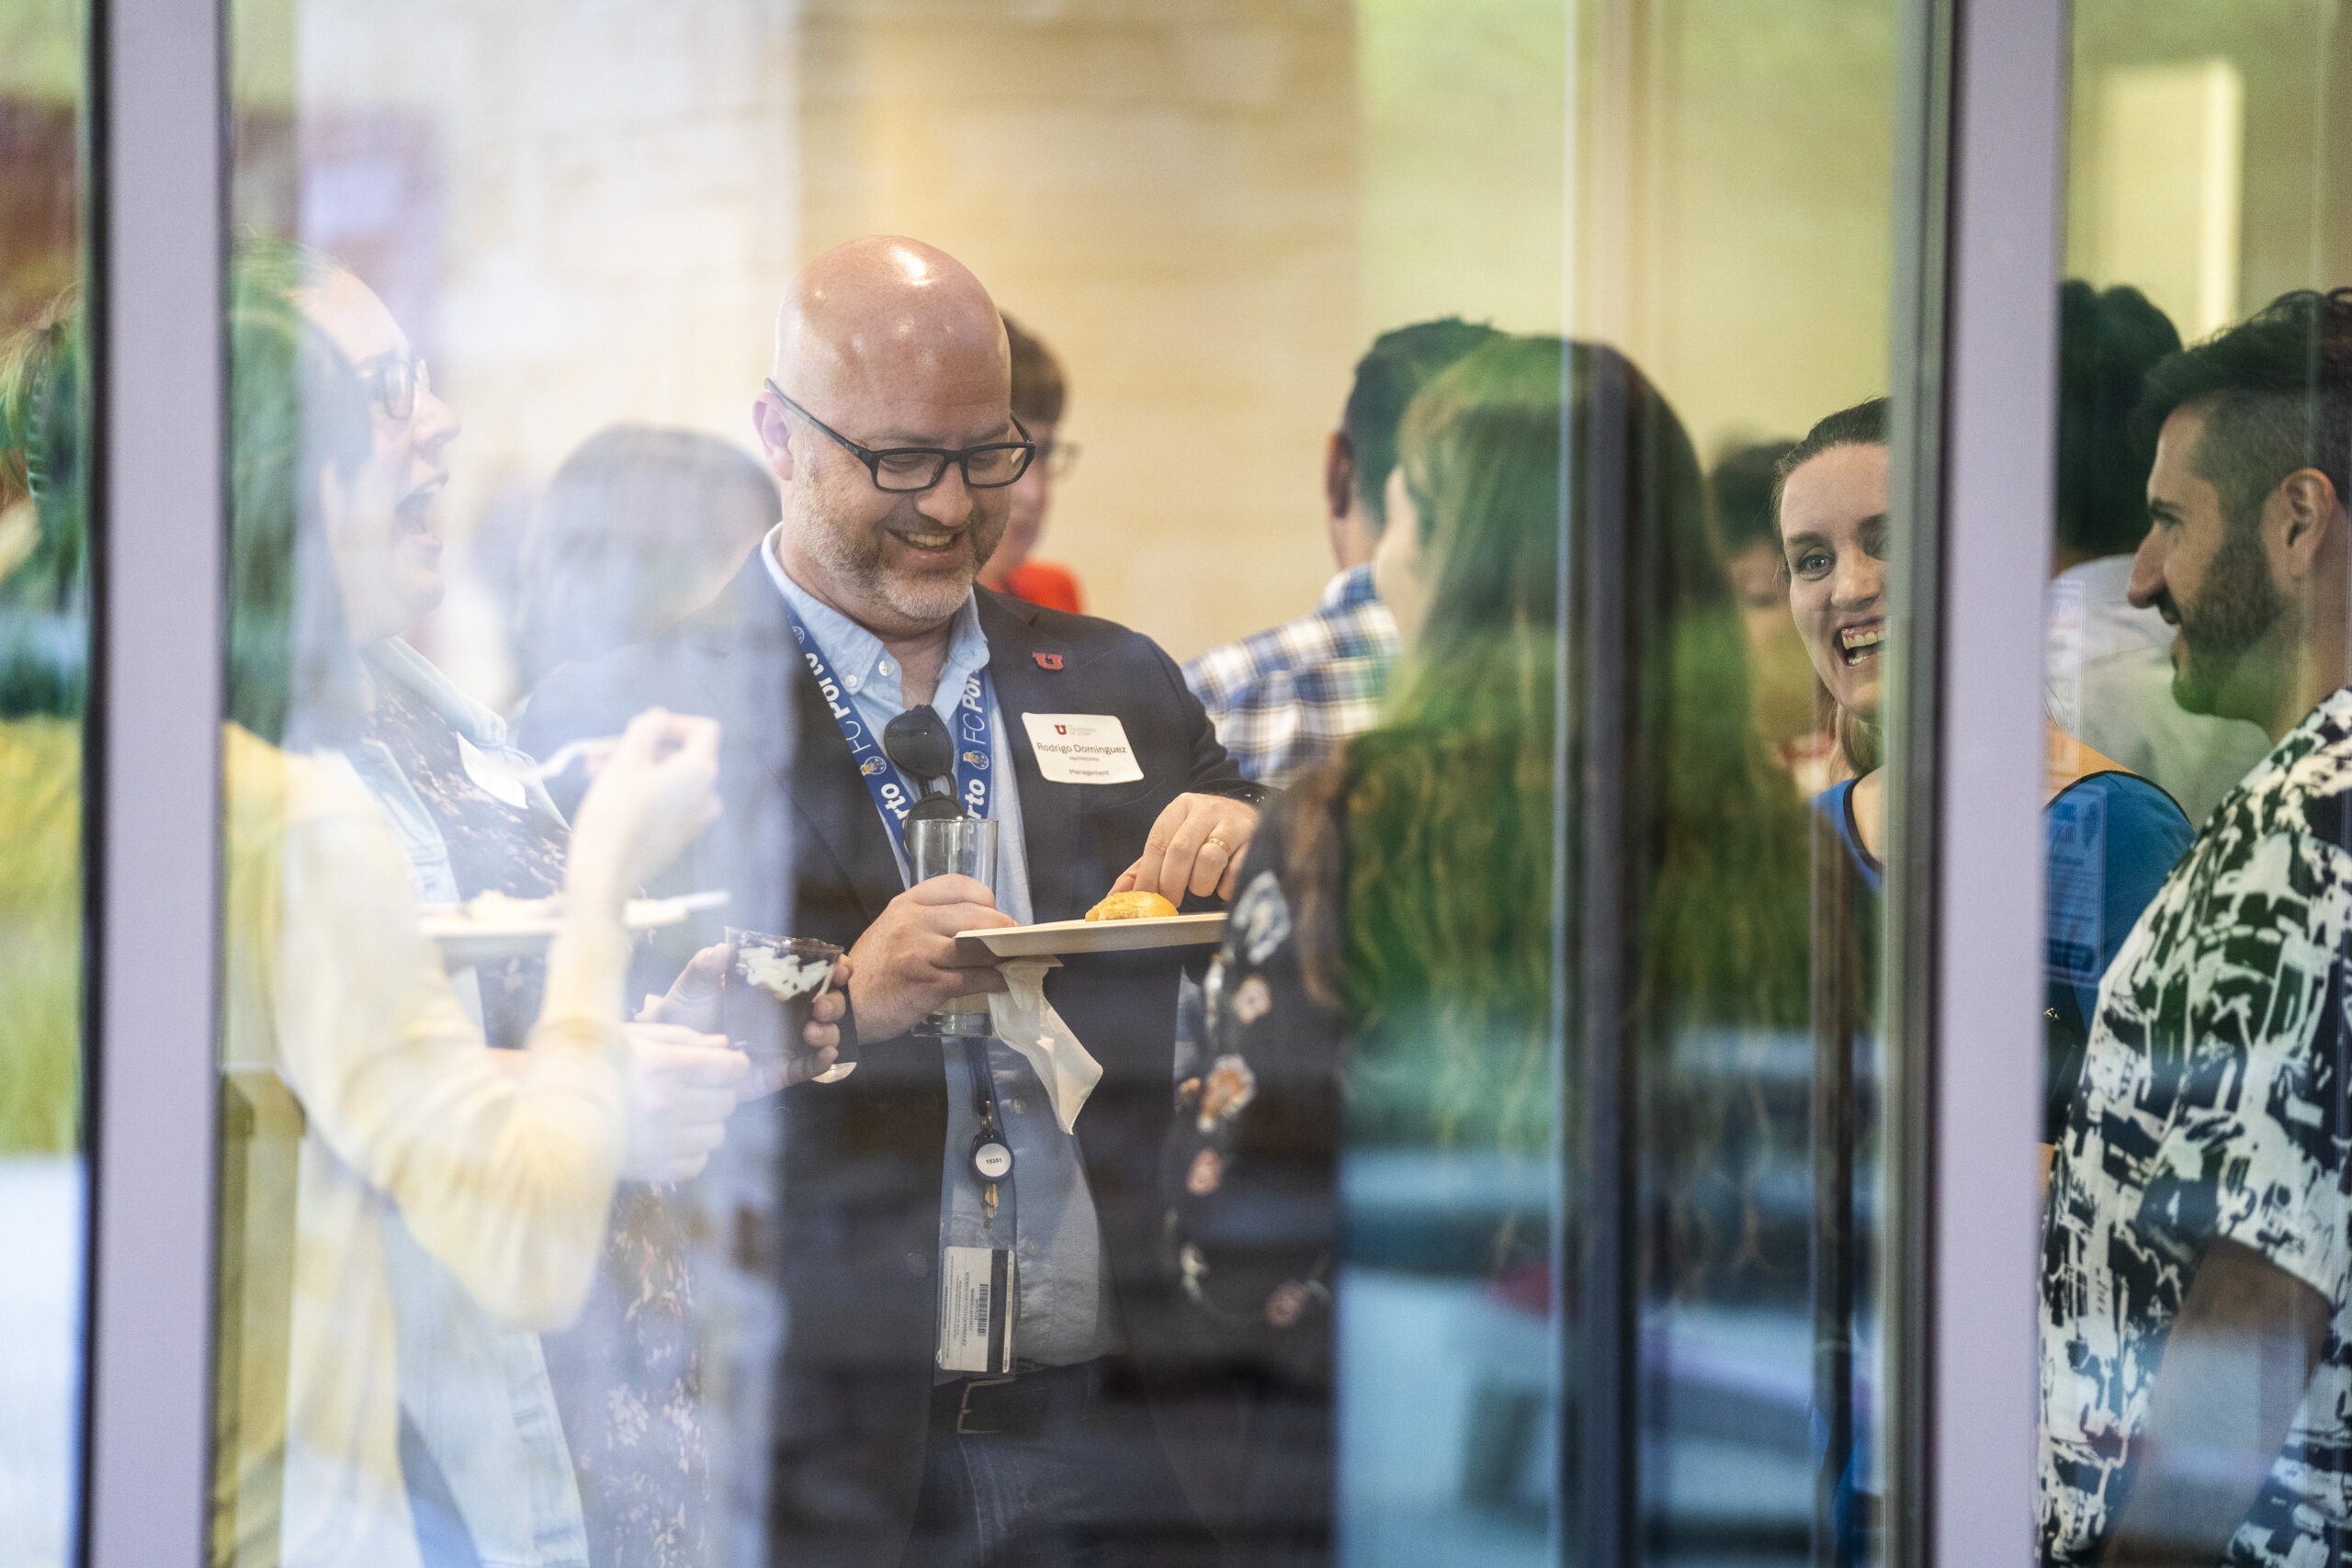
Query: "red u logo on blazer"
1033 652 1064 671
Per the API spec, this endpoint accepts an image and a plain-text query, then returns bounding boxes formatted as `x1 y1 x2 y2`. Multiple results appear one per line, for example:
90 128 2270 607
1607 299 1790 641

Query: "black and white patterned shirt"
2041 686 2352 1563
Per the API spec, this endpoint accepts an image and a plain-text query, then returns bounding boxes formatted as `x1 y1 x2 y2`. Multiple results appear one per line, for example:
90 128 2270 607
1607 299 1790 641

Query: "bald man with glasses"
523 235 1270 1568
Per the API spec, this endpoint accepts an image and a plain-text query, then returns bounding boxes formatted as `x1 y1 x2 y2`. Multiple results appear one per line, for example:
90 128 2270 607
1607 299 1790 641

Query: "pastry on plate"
1084 889 1180 922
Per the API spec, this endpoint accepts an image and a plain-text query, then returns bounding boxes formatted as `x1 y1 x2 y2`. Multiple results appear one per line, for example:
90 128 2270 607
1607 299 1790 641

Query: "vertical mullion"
1885 0 2064 1560
1880 0 1954 1555
82 0 227 1562
1930 0 2064 1551
1572 367 1640 1568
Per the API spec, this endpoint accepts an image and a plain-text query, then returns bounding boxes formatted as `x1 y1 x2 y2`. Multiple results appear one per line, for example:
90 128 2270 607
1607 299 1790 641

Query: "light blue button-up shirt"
763 535 1116 1370
342 638 590 1567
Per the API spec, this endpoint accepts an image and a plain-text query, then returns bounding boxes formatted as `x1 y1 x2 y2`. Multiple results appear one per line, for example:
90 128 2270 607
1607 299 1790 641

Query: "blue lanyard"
782 602 995 849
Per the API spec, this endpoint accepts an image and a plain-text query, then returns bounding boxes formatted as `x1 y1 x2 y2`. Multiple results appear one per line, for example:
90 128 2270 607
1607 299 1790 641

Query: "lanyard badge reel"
883 708 1012 1208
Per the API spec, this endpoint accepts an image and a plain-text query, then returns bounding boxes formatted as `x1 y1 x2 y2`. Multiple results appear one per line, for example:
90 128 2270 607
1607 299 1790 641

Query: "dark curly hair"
2136 287 2352 538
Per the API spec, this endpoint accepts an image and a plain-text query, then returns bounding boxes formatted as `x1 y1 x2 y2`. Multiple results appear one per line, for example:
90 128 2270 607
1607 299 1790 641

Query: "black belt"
931 1361 1098 1439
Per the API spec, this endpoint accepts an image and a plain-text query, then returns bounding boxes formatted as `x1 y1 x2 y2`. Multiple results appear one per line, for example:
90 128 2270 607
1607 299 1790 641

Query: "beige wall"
2067 0 2351 325
1357 0 1899 463
252 0 1910 699
272 0 802 704
797 0 1360 664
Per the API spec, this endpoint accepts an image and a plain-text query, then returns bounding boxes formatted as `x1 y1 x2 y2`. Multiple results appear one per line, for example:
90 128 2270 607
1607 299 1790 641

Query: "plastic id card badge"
938 1246 1014 1374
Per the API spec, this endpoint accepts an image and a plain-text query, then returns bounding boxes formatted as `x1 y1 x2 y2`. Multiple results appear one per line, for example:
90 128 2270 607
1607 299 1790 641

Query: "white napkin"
985 956 1102 1134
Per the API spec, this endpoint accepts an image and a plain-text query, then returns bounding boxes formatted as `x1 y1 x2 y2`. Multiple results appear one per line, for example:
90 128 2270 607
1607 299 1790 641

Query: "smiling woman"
1774 398 1892 776
1776 395 2192 1152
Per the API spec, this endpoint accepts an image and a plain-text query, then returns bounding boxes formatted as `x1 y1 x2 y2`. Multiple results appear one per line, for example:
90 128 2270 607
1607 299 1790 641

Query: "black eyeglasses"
360 355 431 422
764 380 1035 493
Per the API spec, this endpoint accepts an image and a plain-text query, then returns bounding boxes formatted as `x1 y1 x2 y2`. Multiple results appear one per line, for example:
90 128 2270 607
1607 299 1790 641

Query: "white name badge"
1021 713 1145 785
938 1245 1014 1374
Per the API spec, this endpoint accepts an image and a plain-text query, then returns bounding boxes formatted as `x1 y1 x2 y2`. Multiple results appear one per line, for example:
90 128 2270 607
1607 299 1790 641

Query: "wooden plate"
954 911 1227 961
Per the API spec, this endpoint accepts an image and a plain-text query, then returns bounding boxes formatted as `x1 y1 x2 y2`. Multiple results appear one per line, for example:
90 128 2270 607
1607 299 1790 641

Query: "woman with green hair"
1159 333 1810 1551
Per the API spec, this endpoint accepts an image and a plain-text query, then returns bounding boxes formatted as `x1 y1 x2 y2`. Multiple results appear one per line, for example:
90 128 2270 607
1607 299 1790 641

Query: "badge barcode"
973 1283 989 1337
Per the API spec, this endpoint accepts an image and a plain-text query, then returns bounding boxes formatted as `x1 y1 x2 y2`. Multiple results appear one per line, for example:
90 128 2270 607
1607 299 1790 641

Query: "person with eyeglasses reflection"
2039 289 2352 1568
522 235 1266 1568
81 284 843 1568
974 312 1086 614
234 240 832 1568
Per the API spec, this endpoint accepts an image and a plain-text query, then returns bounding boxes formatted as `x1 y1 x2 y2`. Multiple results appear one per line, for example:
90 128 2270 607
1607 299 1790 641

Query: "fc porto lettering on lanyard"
782 603 995 845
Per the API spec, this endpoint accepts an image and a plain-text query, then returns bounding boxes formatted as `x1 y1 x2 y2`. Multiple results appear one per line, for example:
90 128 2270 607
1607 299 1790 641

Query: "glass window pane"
204 2 1933 1564
0 0 92 1562
2040 5 2352 1563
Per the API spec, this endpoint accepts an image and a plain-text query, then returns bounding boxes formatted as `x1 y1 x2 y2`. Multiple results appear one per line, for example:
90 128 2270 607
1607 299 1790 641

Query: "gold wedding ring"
1204 835 1231 853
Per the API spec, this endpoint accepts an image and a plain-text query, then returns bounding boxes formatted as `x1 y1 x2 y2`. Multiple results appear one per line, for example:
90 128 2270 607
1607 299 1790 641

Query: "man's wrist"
1206 780 1274 808
843 973 910 1042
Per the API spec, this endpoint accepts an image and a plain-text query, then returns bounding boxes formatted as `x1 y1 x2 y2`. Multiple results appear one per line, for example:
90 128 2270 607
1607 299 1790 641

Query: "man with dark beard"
522 236 1266 1568
2039 289 2352 1566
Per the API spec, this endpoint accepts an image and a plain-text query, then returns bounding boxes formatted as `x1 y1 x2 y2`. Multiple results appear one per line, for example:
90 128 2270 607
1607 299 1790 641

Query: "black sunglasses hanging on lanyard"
881 706 967 826
881 706 1012 1210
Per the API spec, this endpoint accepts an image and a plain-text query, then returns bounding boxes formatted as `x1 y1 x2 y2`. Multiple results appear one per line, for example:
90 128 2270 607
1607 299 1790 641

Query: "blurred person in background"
515 424 779 692
2044 279 2270 825
974 312 1084 612
1183 318 1499 790
1777 397 2191 1148
1161 334 1812 1561
235 241 819 1568
1711 437 1846 793
2041 289 2352 1566
165 289 826 1568
0 294 88 1160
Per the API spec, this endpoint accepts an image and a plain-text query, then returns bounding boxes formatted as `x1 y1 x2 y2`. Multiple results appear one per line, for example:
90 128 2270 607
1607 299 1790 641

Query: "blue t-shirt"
1814 770 2193 1140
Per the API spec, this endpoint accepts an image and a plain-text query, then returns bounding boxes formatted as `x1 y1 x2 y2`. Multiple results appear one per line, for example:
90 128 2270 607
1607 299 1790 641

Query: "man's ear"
1323 430 1354 523
752 397 797 484
2274 468 2343 576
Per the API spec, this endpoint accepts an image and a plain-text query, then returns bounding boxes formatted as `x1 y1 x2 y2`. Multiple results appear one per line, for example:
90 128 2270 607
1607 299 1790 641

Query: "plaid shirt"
1182 565 1399 788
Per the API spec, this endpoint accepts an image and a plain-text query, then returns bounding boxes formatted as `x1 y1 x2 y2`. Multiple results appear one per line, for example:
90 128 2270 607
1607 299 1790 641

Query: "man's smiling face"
293 267 460 642
758 237 1021 642
773 365 1012 636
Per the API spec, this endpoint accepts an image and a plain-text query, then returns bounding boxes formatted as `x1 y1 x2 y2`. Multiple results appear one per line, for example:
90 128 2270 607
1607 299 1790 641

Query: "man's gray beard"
797 503 992 625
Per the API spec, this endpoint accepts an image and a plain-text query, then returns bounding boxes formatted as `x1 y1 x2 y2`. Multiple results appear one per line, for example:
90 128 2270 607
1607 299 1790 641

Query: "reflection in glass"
204 1 1932 1564
0 1 90 1561
2040 7 2352 1559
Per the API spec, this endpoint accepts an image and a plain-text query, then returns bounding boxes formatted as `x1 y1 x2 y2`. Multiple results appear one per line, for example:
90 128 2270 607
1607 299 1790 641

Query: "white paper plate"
421 889 729 965
954 911 1226 961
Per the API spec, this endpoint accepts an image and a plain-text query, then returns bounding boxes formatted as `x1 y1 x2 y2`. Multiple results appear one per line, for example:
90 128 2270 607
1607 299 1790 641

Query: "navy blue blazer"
519 558 1264 1567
